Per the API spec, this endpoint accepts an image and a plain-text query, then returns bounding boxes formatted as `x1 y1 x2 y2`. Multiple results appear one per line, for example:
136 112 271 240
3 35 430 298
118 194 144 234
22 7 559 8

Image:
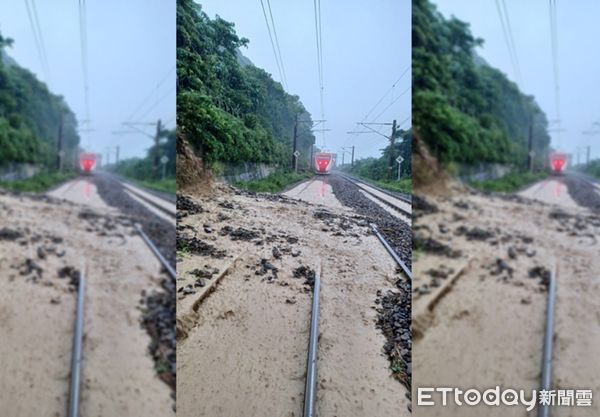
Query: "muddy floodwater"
412 182 600 417
176 185 409 416
0 186 174 416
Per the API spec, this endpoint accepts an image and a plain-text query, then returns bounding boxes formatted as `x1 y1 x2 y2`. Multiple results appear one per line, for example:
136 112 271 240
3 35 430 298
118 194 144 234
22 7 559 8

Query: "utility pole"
154 119 162 174
292 114 299 172
116 146 120 167
527 119 534 172
388 119 397 180
341 151 345 166
587 146 591 165
351 146 355 167
56 112 64 171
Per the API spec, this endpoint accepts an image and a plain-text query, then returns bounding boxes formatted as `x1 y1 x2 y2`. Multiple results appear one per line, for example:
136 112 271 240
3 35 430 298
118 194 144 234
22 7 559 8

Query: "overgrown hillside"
580 159 600 180
176 0 315 169
348 129 412 179
412 0 550 169
0 33 79 169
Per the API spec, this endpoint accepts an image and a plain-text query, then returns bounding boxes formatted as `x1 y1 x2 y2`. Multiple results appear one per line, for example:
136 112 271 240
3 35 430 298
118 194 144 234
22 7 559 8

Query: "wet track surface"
520 173 600 212
89 174 176 392
328 174 412 268
412 177 600 417
0 181 174 415
176 183 410 416
284 175 413 393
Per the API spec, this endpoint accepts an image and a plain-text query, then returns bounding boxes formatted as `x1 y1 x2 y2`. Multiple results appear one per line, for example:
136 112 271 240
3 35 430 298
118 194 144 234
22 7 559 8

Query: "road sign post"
293 150 300 172
161 155 169 180
396 155 404 180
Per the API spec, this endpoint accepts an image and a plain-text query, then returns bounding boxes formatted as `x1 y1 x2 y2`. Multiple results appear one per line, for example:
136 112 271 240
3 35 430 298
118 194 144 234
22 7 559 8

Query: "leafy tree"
413 0 550 168
177 0 315 168
112 128 176 180
0 31 79 169
348 129 412 180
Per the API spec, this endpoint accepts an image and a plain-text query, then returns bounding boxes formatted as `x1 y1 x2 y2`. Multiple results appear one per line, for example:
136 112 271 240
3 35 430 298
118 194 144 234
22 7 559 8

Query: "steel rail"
303 264 321 417
68 266 86 417
538 265 557 417
135 224 176 280
371 224 412 280
123 184 176 220
337 174 411 218
337 172 411 203
103 173 176 219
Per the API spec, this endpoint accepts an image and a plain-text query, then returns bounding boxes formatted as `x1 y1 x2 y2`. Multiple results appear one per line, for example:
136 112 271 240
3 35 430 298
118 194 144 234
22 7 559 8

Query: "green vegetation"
369 178 412 194
0 32 79 169
413 0 550 168
177 0 315 169
342 130 412 194
470 171 547 193
111 130 176 194
0 171 75 192
580 160 600 179
234 171 313 193
136 178 176 194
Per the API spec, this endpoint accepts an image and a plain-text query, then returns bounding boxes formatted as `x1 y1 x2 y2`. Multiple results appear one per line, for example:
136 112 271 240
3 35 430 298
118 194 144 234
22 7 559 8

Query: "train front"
314 152 333 175
549 152 567 175
79 152 97 174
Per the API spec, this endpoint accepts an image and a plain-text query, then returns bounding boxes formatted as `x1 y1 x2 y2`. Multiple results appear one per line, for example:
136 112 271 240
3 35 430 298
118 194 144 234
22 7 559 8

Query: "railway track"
372 224 412 280
101 173 176 221
135 223 176 279
336 173 411 219
301 232 410 415
337 173 411 203
68 266 86 417
123 183 176 221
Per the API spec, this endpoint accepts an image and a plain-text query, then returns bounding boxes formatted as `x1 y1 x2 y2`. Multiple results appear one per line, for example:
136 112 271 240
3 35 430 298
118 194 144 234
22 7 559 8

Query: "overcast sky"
199 0 411 161
0 0 175 161
434 0 600 163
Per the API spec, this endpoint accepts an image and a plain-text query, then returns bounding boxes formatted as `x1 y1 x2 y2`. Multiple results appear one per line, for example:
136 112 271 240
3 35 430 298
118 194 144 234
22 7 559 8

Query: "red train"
549 152 567 175
79 152 97 174
314 152 333 175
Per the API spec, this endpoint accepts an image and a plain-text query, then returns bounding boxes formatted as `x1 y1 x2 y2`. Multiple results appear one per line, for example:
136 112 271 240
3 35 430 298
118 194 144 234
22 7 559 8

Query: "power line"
259 0 286 90
500 0 521 83
494 0 520 85
136 85 176 122
30 0 50 82
362 67 410 122
265 0 287 89
127 66 176 122
372 85 410 122
78 0 90 126
548 0 561 145
24 0 50 83
313 0 325 146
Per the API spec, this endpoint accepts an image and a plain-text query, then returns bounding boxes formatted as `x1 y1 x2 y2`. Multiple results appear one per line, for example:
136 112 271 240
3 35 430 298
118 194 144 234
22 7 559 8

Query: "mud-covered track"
336 173 411 219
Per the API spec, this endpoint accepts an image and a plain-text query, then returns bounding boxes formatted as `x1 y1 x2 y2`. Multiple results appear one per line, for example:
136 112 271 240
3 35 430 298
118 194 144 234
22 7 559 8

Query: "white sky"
434 0 600 163
0 0 175 161
199 0 411 161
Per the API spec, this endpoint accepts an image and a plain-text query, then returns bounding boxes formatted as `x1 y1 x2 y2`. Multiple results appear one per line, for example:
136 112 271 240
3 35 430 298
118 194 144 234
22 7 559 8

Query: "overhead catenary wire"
24 0 50 84
126 66 176 122
313 0 326 147
548 0 561 145
494 0 521 86
77 0 90 127
372 86 410 122
265 0 288 89
135 85 176 123
362 66 410 123
259 0 287 90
